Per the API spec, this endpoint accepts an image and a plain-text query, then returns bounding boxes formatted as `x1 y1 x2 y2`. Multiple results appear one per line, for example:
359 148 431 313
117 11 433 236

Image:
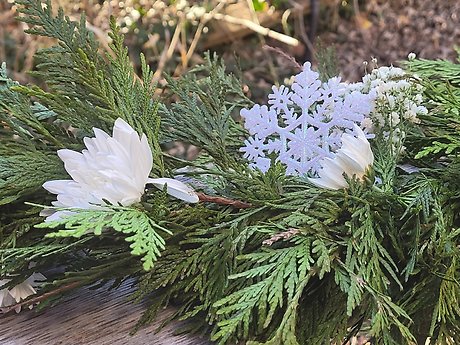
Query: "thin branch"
245 0 279 85
263 45 303 71
184 1 226 66
166 18 184 59
152 18 183 84
0 281 82 316
197 192 252 209
204 12 300 47
294 2 315 59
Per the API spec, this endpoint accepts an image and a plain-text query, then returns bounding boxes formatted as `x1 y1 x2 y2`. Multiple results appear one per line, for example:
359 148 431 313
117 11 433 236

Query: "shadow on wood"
0 282 212 345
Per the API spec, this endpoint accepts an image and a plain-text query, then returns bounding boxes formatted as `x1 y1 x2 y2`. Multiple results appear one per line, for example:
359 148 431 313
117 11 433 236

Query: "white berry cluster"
355 66 427 150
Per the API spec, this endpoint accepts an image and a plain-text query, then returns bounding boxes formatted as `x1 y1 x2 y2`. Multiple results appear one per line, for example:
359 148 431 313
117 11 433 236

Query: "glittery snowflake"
240 62 375 175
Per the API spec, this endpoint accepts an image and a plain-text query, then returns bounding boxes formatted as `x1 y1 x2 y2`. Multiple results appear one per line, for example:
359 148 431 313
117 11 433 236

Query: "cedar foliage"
1 1 459 344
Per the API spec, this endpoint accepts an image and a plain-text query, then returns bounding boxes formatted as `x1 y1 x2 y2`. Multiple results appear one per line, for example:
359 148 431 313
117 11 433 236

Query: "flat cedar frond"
403 56 460 87
14 0 111 132
411 82 460 159
132 206 269 333
404 58 460 161
0 63 66 148
0 63 68 241
36 207 171 271
0 146 64 205
0 238 90 274
160 53 250 169
211 237 331 344
14 1 163 174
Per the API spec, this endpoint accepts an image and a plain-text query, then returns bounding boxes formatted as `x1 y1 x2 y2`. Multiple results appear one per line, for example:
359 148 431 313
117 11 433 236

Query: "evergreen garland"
1 1 459 344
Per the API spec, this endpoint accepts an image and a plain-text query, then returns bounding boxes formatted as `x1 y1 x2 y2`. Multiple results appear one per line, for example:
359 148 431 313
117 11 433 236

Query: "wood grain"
0 282 212 345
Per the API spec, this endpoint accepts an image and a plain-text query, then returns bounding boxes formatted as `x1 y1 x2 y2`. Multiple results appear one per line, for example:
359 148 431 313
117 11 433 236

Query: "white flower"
42 118 198 221
0 280 15 308
0 273 46 313
309 125 374 190
390 111 401 126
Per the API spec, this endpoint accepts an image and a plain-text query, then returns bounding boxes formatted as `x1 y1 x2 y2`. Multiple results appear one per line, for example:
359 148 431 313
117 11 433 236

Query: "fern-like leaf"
36 207 171 270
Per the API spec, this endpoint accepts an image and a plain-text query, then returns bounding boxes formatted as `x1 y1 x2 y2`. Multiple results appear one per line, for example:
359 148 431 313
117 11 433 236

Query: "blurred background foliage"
1 0 459 101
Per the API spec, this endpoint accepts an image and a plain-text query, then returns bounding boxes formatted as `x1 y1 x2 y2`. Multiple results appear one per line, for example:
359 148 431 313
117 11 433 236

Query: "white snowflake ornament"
240 62 375 176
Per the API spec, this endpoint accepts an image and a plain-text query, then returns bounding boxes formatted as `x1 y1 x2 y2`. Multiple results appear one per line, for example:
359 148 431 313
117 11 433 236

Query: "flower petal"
310 124 374 190
112 118 137 149
149 178 199 203
336 151 366 176
9 281 37 303
308 175 346 190
42 180 75 195
0 288 14 308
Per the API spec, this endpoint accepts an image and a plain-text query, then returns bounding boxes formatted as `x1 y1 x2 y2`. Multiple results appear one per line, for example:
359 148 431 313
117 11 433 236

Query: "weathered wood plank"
0 282 212 345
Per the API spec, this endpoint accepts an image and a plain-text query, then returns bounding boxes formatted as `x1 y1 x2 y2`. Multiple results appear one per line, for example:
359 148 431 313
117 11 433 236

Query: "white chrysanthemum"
0 280 15 308
0 273 46 313
309 125 374 190
42 118 198 221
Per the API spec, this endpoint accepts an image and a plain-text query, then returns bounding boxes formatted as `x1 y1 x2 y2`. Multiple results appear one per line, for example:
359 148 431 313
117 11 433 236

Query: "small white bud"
408 52 416 60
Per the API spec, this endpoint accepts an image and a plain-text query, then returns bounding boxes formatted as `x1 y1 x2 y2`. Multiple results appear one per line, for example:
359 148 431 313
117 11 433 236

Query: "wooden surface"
0 282 212 345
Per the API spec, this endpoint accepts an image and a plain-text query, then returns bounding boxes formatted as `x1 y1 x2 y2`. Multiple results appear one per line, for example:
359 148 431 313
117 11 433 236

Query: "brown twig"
152 18 183 84
197 192 252 209
184 1 226 67
0 281 82 316
245 0 279 85
263 45 303 71
204 12 300 47
294 1 315 61
262 228 300 246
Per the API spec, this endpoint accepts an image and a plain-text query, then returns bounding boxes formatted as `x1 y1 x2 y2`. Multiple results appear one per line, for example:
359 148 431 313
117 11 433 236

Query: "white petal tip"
308 177 343 190
148 178 199 203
